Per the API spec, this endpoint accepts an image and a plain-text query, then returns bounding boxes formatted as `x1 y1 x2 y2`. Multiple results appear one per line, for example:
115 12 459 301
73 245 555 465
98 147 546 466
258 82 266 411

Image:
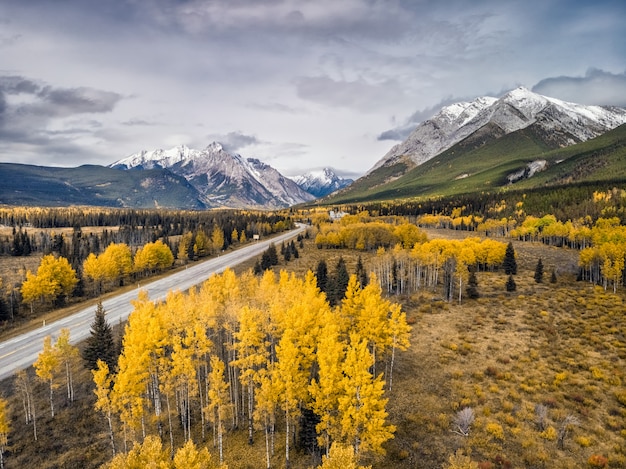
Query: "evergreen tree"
550 269 557 284
316 259 328 293
506 274 516 292
465 268 479 299
355 256 368 288
267 243 278 266
534 258 544 283
329 257 350 306
82 301 117 371
503 242 517 275
260 251 272 271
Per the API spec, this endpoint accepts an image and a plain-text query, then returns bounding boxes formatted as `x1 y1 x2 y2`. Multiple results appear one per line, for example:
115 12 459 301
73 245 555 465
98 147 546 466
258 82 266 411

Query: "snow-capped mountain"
291 168 353 198
371 87 626 175
110 142 315 209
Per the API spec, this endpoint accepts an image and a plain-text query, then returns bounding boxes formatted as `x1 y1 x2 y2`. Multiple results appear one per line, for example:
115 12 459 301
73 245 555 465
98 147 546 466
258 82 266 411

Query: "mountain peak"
205 142 224 153
370 88 626 174
109 143 314 208
291 167 353 198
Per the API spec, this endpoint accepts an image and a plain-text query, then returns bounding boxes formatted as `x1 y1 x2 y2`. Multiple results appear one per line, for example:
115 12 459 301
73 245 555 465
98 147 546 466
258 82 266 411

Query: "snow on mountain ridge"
291 167 354 198
370 87 626 174
110 142 314 208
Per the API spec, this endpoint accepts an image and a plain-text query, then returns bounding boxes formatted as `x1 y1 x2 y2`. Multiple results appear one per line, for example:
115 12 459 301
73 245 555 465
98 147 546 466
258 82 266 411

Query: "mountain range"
2 87 626 210
109 142 318 209
0 142 350 209
327 87 626 203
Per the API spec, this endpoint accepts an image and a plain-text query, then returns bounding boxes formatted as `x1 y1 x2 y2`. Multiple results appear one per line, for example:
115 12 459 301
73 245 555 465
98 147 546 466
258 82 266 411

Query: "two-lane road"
0 224 306 381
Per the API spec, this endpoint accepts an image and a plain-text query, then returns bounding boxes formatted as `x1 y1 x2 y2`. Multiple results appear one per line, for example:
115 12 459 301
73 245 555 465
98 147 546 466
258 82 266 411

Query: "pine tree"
550 269 557 284
329 257 350 306
465 269 479 299
506 274 516 292
503 242 517 275
355 256 368 288
316 259 328 293
267 243 278 266
534 258 544 283
83 301 117 371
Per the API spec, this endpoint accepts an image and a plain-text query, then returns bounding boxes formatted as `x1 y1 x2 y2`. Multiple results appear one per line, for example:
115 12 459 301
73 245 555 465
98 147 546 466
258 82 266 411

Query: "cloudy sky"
1 0 625 178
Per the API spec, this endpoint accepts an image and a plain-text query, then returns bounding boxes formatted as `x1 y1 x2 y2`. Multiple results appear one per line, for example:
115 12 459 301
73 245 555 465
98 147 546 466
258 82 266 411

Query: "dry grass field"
1 226 625 468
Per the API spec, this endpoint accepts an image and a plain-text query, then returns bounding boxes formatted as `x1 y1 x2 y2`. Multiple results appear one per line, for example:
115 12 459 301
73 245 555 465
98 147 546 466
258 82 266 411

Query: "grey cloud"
212 131 260 152
532 69 626 107
295 76 405 113
377 95 475 141
38 86 122 115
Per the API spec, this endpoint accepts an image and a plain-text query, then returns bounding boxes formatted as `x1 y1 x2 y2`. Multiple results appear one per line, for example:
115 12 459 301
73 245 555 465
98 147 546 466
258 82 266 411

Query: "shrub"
540 425 557 441
486 422 505 440
587 454 608 468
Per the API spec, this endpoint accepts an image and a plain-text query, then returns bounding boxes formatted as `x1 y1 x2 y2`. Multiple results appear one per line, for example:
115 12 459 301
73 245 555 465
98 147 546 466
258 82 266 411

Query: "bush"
587 454 608 468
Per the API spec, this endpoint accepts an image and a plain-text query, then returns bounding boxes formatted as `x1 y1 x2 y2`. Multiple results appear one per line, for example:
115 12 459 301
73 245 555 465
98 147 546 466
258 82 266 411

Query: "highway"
0 224 306 381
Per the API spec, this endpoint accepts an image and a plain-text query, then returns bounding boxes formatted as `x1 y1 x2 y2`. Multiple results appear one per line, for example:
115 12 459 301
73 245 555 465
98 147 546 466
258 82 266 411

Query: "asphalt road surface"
0 224 306 381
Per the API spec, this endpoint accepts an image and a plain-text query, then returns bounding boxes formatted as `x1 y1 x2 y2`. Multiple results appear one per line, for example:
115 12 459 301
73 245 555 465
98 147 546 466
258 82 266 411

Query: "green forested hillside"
325 124 626 205
0 163 205 209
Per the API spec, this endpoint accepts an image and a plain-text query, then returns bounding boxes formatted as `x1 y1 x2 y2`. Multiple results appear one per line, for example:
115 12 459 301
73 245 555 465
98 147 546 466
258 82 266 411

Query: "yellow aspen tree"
194 230 210 258
177 231 194 262
169 332 199 442
239 230 247 244
387 303 411 392
231 305 268 445
456 245 476 303
14 370 37 440
230 228 239 245
211 225 224 254
20 270 51 313
83 252 106 295
173 439 218 469
100 243 133 287
22 254 79 310
275 327 309 468
113 292 166 445
55 328 79 403
206 356 230 466
317 442 372 469
339 274 392 376
0 398 9 469
93 360 116 456
309 322 345 454
34 335 59 417
338 333 395 457
104 434 169 469
254 367 279 469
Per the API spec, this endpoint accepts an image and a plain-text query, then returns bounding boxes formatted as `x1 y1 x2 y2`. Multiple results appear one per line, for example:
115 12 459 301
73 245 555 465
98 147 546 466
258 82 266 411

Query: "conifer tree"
503 242 517 275
329 257 350 306
466 268 479 299
355 256 368 288
550 269 557 284
83 301 118 371
316 259 328 293
506 274 516 292
534 258 544 283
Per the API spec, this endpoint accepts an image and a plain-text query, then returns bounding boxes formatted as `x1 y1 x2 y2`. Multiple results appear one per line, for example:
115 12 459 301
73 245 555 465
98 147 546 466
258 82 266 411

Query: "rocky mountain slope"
110 142 315 209
324 88 626 204
370 87 626 178
290 168 353 197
